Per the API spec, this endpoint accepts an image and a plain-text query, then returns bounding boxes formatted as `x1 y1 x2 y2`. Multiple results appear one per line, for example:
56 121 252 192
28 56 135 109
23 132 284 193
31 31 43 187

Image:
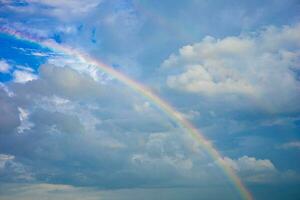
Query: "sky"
0 0 300 199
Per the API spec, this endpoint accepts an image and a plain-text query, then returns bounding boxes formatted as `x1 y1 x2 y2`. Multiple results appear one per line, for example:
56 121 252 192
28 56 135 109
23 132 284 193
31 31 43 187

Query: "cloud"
133 101 151 113
0 83 14 97
13 70 38 83
31 0 101 16
1 64 205 188
0 44 299 200
0 57 299 193
220 155 300 183
161 23 300 113
0 88 20 134
0 183 103 200
8 63 289 191
46 54 114 84
223 156 276 172
279 141 300 150
17 107 34 133
0 153 33 182
221 156 277 183
0 59 11 73
1 0 102 21
0 154 14 169
0 182 248 200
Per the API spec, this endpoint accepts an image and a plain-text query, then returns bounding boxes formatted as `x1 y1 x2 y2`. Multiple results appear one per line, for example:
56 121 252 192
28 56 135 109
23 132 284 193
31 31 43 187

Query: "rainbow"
0 27 253 200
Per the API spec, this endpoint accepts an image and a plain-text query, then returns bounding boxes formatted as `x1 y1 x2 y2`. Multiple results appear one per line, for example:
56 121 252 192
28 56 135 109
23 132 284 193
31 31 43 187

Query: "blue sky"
0 0 300 199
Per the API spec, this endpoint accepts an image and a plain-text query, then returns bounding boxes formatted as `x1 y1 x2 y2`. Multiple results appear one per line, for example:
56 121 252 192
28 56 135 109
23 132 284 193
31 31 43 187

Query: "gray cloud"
0 89 20 135
0 154 33 182
0 60 298 191
0 64 213 188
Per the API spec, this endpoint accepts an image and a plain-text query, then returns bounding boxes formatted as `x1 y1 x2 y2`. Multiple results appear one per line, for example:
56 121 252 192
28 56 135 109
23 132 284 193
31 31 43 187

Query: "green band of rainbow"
0 27 253 200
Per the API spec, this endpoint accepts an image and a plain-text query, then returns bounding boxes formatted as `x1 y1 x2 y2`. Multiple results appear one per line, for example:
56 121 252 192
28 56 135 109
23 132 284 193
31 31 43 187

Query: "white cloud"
180 110 200 120
221 156 278 183
15 65 35 72
12 46 55 58
161 23 300 112
0 154 15 169
223 156 276 172
47 55 114 84
166 64 256 96
48 95 70 106
30 52 49 57
0 59 11 73
17 107 34 133
13 70 38 83
133 101 151 113
279 141 300 150
29 0 100 14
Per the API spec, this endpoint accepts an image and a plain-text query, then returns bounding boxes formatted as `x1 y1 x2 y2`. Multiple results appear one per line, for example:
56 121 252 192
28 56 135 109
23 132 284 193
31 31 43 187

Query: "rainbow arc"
0 27 253 200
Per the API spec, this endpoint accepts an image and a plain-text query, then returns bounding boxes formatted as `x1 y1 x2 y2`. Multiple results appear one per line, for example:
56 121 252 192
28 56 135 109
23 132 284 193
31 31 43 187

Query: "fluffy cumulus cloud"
161 23 300 113
224 156 276 172
222 156 277 183
223 155 300 184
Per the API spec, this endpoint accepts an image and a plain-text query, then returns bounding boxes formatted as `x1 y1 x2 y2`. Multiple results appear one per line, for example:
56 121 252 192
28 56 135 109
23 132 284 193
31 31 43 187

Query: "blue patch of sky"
91 28 97 43
0 33 52 82
51 33 62 43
